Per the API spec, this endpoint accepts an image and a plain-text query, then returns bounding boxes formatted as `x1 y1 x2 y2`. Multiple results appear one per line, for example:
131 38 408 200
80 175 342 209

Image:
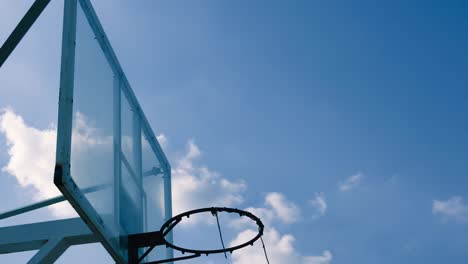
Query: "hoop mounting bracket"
128 231 165 264
127 207 265 264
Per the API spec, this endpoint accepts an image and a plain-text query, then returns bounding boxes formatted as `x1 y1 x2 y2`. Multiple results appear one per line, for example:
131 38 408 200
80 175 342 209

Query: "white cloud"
1 109 330 263
229 193 330 264
231 192 301 228
230 228 332 264
0 110 151 218
265 192 301 224
303 250 333 264
0 109 247 221
433 196 468 223
156 134 168 149
338 172 364 192
0 108 74 217
0 110 126 218
170 140 247 217
309 192 327 218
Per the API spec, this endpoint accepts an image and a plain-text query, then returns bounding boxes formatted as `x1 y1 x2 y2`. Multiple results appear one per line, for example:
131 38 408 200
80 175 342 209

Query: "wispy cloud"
264 192 301 224
1 109 330 263
433 196 468 223
309 192 327 218
156 134 168 149
230 228 332 264
171 140 247 217
170 144 329 263
230 193 331 264
229 192 301 228
303 250 333 264
0 108 74 217
0 109 247 220
338 172 364 192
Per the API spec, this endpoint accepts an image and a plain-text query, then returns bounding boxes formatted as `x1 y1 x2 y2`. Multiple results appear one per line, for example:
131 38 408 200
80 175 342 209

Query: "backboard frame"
54 0 173 263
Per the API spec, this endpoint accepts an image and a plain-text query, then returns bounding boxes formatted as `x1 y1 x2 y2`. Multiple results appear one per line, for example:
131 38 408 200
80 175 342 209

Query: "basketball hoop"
128 207 266 264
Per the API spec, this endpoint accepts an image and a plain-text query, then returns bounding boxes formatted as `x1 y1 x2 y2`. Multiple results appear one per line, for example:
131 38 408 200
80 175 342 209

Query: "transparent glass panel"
63 2 172 262
121 164 144 234
120 90 145 237
142 129 167 261
121 91 135 174
70 3 123 260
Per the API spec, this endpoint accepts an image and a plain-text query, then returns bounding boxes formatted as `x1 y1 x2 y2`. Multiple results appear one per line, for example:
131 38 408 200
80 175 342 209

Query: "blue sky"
1 0 468 263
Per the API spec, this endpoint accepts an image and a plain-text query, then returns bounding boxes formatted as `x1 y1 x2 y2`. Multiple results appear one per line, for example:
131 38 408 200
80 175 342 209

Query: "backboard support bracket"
0 0 52 68
0 218 98 263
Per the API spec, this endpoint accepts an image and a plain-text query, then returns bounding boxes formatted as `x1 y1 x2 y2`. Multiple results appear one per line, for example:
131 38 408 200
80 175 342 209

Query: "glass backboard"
53 0 173 263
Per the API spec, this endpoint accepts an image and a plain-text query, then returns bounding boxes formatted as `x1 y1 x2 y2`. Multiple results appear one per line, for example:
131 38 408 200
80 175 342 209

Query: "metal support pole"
133 111 143 186
0 195 66 221
0 218 96 255
132 108 146 262
113 74 122 232
28 237 68 264
0 0 52 68
164 167 174 261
